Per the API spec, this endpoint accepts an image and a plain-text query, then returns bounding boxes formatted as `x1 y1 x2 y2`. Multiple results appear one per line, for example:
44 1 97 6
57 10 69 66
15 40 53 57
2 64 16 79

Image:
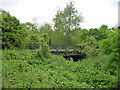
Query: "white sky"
0 0 119 29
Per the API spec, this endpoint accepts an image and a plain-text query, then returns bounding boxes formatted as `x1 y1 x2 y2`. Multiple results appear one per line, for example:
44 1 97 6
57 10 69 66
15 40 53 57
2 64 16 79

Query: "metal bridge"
29 44 84 56
49 45 82 56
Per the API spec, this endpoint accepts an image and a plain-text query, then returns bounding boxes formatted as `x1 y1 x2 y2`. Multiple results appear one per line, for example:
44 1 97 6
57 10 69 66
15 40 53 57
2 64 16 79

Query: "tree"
1 9 27 49
39 23 52 34
21 22 39 35
80 36 99 58
0 10 2 49
53 1 83 45
98 25 109 40
99 28 119 75
99 24 108 30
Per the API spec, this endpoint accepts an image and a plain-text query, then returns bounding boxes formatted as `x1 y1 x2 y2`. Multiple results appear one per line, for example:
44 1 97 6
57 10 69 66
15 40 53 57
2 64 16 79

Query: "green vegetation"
1 10 27 49
2 50 118 88
53 1 83 45
1 1 119 88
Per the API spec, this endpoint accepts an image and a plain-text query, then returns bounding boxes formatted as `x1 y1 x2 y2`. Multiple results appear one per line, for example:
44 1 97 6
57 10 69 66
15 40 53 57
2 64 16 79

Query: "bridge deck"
28 44 83 56
51 49 79 52
29 49 81 56
29 49 79 52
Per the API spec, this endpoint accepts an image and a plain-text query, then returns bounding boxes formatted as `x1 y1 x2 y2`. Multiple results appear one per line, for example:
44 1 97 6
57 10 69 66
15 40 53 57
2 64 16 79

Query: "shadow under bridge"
28 44 86 61
48 45 86 61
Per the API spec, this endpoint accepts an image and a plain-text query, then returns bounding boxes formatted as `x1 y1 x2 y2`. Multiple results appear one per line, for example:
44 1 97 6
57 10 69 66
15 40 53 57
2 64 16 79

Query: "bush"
1 9 27 49
99 28 119 76
2 50 118 88
79 36 99 57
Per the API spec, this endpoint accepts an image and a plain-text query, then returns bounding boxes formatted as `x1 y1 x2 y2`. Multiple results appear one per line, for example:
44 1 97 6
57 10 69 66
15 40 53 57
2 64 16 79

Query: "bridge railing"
28 44 40 50
28 44 83 51
48 45 85 53
24 44 85 55
49 45 76 51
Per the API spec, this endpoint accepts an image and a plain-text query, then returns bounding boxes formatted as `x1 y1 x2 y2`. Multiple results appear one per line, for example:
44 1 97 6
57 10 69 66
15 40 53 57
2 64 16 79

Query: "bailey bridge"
29 44 86 61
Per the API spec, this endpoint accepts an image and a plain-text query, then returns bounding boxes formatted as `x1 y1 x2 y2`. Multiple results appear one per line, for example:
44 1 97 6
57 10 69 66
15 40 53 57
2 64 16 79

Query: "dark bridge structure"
29 44 86 61
49 45 82 55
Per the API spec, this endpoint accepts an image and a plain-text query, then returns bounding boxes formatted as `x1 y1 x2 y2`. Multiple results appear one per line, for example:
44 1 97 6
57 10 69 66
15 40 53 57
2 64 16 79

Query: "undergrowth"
2 49 119 88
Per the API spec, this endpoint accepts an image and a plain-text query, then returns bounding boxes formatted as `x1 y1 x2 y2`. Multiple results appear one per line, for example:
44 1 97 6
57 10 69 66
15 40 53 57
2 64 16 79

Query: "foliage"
87 25 109 41
35 43 51 59
38 23 53 45
50 31 67 45
0 50 1 89
1 9 27 49
21 22 39 35
99 28 119 76
21 22 41 48
2 50 118 88
98 24 109 40
53 1 83 44
1 4 119 89
28 34 40 45
79 36 99 57
39 23 52 34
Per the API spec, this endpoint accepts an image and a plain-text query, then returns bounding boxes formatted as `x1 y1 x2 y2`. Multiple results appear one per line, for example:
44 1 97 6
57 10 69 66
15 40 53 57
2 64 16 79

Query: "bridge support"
70 57 73 61
64 54 86 62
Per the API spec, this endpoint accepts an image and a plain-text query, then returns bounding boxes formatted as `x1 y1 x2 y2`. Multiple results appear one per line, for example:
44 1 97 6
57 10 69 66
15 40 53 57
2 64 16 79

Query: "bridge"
29 44 84 55
29 44 86 61
49 45 84 56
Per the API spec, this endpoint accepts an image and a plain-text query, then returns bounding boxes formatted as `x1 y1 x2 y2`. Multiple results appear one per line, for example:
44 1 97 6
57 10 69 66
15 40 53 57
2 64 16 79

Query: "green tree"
88 28 100 40
53 1 83 45
50 31 67 45
0 10 2 49
39 23 53 44
98 24 109 40
1 9 27 49
99 24 108 30
80 36 99 57
39 23 52 34
21 22 39 35
99 28 119 76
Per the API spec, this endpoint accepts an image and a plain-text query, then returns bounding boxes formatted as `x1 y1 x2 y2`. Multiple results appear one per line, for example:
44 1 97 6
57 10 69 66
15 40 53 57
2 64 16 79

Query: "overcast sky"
0 0 119 29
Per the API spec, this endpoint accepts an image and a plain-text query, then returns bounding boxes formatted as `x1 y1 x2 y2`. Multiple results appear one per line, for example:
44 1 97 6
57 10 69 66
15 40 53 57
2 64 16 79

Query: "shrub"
79 36 99 57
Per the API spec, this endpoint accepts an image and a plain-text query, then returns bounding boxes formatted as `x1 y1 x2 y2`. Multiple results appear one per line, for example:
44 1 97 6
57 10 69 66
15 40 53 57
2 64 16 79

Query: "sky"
118 1 120 26
0 0 119 29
